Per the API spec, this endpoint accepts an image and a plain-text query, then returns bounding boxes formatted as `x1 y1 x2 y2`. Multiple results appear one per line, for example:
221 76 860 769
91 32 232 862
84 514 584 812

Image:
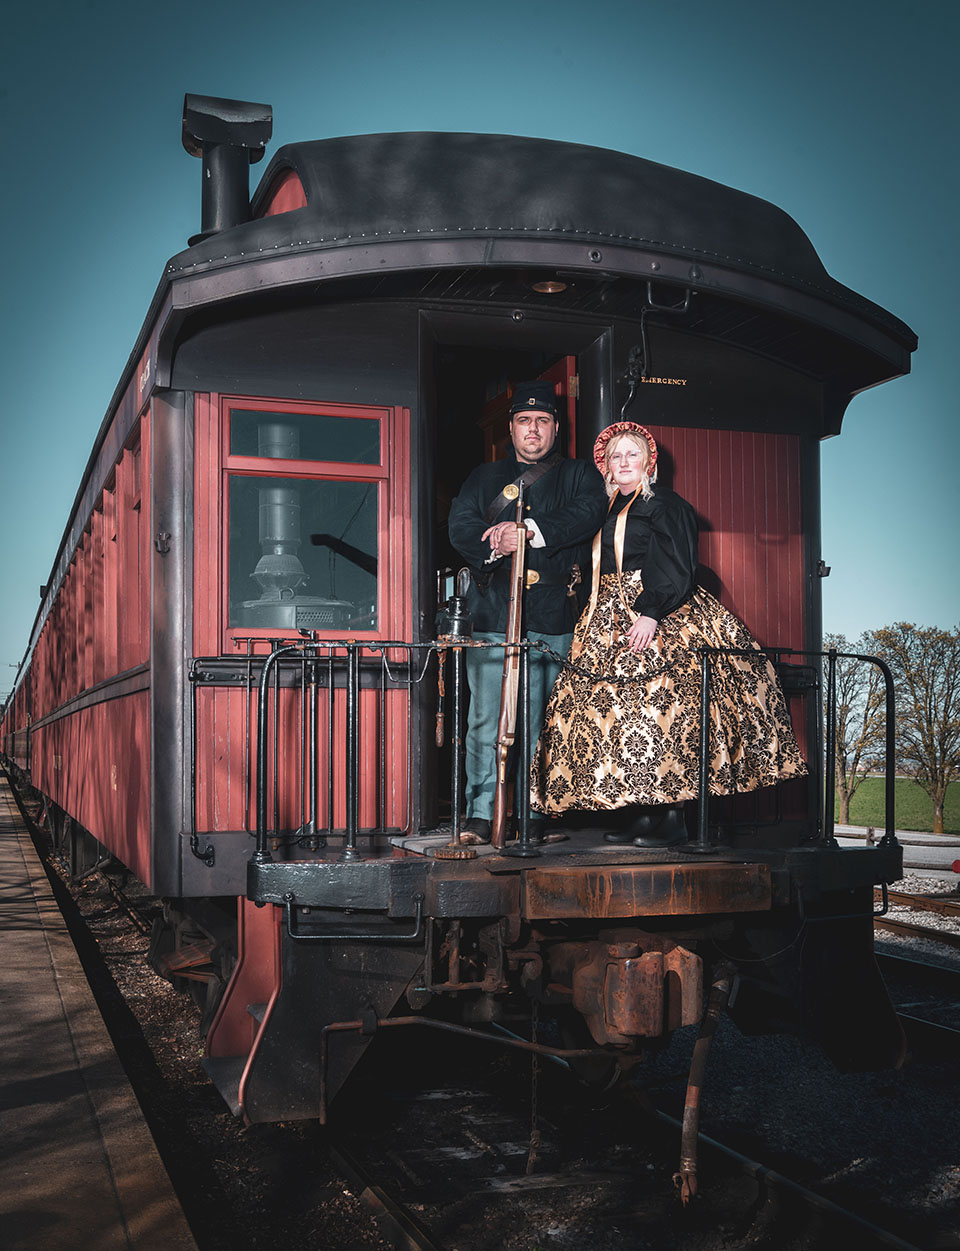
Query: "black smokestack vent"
182 93 273 245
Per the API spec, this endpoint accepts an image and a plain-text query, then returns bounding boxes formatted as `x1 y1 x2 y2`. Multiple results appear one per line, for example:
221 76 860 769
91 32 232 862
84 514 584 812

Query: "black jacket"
599 487 699 621
448 450 608 634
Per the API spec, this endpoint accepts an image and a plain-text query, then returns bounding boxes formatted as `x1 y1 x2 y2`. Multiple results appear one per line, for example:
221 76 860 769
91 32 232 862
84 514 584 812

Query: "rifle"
491 484 528 849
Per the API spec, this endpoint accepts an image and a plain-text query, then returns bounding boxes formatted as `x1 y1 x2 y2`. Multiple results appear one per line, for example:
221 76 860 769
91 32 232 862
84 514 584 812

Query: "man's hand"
482 521 522 557
626 615 658 651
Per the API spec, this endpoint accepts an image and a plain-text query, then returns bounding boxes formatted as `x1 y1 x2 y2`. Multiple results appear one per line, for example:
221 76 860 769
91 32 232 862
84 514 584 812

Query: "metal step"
201 1055 246 1117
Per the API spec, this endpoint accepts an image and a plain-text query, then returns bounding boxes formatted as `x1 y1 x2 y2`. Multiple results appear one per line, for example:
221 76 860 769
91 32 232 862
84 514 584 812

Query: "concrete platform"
0 775 197 1250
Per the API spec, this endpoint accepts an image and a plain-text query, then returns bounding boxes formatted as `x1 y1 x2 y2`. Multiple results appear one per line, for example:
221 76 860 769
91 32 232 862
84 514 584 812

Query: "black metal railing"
251 642 426 860
190 642 437 860
190 638 898 870
693 646 897 851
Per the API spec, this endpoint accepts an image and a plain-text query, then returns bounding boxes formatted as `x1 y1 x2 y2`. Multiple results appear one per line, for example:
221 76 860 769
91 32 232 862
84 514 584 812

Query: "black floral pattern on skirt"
531 572 807 814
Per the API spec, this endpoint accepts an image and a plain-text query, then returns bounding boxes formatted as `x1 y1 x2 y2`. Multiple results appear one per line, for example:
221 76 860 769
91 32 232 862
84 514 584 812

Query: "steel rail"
898 1013 960 1060
875 951 960 992
324 1138 446 1251
874 916 960 950
879 889 960 919
93 868 154 936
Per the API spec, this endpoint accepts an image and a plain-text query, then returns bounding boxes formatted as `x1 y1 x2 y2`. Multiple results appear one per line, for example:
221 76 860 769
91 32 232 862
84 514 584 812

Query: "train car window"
227 475 378 632
229 410 380 464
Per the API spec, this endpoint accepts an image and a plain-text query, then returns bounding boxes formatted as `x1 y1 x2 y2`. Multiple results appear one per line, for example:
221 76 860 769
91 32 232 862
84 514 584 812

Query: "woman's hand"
626 615 658 651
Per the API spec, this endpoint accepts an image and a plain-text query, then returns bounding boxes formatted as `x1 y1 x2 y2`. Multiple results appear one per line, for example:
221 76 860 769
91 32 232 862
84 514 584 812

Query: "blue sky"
1 0 957 693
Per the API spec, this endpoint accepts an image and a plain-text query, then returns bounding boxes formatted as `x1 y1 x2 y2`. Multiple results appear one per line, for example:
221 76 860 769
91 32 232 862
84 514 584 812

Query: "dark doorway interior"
433 344 574 581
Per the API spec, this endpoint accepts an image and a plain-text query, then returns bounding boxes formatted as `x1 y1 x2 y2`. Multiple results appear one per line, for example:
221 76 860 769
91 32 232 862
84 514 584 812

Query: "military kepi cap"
510 381 558 418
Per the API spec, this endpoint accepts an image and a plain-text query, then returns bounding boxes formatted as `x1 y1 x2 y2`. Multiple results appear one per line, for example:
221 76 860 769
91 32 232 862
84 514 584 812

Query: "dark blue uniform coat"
448 450 608 633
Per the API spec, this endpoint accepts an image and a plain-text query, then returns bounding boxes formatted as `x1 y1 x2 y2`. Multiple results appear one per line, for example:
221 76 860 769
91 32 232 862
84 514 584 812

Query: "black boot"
460 817 492 844
603 827 636 844
523 818 569 844
632 803 687 847
604 806 655 844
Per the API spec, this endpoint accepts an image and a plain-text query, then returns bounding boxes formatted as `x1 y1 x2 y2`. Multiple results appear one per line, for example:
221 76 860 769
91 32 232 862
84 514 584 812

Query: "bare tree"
869 623 960 834
824 633 886 824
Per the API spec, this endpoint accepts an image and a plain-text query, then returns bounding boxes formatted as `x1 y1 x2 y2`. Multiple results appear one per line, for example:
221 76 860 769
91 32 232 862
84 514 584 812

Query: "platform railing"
244 638 544 864
693 646 898 851
194 636 898 874
246 641 429 861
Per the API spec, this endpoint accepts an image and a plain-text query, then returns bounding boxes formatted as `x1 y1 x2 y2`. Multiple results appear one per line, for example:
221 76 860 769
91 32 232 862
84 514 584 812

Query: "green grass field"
836 777 960 834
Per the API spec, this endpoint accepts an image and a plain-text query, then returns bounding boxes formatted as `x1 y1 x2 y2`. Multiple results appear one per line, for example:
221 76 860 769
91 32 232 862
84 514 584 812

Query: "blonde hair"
604 432 655 500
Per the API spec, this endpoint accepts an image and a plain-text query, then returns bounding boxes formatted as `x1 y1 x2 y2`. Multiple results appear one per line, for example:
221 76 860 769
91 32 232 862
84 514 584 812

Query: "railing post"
308 655 322 845
823 648 839 847
451 645 465 842
340 644 361 861
272 648 281 842
326 651 335 830
256 647 288 863
881 659 897 847
506 642 540 858
855 653 897 848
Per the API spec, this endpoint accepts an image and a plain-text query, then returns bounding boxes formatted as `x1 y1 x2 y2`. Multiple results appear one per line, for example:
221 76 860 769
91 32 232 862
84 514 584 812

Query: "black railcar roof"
166 130 913 352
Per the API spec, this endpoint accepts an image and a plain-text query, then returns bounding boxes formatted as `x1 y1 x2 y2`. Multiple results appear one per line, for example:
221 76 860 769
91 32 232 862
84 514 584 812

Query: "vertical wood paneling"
136 421 150 668
194 675 409 834
644 423 807 769
102 486 119 675
647 424 804 653
33 693 151 886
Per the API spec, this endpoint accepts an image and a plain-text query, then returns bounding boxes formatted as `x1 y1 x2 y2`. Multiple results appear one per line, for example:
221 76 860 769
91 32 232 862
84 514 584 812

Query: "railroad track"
883 890 960 918
875 887 960 951
876 915 960 949
48 832 934 1250
327 1027 933 1251
876 950 960 992
873 949 960 1061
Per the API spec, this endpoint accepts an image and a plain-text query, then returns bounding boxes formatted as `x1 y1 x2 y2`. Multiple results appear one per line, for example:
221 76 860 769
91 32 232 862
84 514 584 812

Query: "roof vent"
182 93 273 245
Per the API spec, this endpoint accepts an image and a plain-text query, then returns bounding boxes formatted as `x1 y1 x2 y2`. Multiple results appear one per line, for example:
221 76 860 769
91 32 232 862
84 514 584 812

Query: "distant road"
835 824 960 873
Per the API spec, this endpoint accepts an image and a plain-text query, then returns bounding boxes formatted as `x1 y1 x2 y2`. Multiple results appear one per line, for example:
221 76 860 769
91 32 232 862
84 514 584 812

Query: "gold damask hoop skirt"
531 572 807 814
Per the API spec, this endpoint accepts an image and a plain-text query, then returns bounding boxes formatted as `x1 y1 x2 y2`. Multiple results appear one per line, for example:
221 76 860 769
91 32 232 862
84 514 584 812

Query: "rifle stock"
491 491 528 849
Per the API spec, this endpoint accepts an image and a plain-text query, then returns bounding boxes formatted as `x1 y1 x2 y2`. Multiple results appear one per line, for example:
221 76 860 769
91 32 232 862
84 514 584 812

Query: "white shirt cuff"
524 519 546 548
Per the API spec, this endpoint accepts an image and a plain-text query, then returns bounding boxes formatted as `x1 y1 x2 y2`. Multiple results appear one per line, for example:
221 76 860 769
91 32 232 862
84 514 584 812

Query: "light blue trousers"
463 630 572 821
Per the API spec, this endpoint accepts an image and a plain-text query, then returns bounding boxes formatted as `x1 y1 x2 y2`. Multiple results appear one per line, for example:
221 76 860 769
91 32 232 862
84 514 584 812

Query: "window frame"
214 395 406 652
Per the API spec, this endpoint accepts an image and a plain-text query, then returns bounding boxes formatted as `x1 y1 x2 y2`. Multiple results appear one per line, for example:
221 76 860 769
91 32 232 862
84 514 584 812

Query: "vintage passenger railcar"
2 96 916 1126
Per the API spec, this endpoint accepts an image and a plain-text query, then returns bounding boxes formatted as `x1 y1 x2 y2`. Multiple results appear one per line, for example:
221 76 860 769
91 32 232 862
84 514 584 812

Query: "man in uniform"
447 381 608 841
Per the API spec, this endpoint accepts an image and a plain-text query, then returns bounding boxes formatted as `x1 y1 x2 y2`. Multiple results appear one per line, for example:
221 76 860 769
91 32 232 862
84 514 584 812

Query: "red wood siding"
13 409 153 874
646 426 810 800
29 424 150 725
646 426 805 653
194 682 411 833
32 693 151 885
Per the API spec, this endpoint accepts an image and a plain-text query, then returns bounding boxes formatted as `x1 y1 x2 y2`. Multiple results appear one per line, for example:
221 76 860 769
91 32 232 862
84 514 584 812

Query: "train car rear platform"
0 774 197 1251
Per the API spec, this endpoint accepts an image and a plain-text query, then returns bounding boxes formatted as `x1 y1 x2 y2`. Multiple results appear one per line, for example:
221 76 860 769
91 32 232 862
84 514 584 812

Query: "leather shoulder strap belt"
482 452 562 525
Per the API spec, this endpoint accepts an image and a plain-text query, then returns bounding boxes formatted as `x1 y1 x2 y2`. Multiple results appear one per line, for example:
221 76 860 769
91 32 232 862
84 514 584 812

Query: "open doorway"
433 345 578 582
429 343 580 827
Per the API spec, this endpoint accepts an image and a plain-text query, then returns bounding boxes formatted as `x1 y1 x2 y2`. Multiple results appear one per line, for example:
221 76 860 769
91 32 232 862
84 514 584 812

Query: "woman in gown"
530 422 807 845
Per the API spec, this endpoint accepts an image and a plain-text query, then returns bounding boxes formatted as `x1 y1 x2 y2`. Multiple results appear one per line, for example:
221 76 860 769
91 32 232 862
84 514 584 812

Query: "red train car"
2 96 915 1128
